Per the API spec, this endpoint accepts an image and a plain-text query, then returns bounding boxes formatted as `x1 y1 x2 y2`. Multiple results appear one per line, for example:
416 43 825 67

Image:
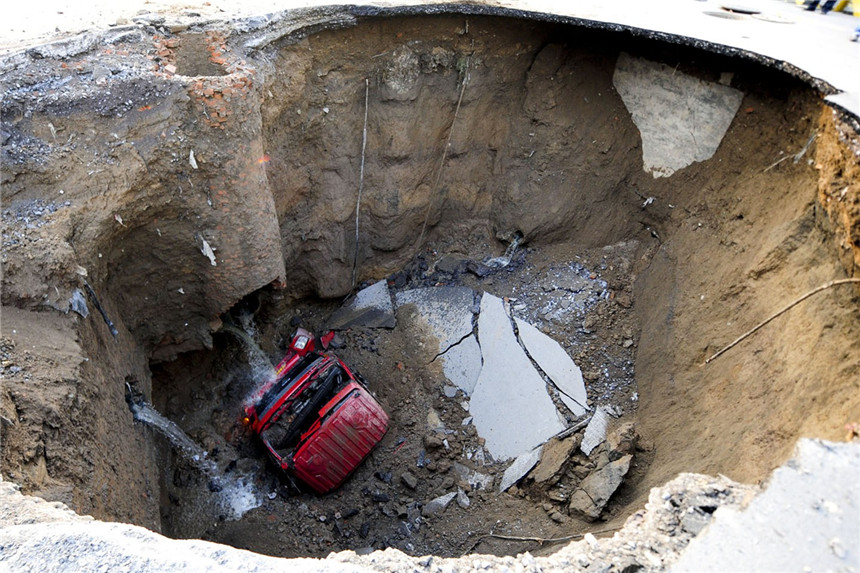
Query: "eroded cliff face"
1 7 858 549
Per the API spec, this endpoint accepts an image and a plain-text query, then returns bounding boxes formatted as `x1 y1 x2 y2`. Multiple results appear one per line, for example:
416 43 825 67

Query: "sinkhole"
2 6 859 565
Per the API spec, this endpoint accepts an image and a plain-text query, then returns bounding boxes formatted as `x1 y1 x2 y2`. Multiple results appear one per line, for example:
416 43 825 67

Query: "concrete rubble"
327 280 396 330
613 52 744 178
672 438 860 572
579 406 609 456
421 491 458 517
498 446 544 492
581 406 612 456
395 288 592 462
452 463 494 492
10 442 856 572
568 455 633 521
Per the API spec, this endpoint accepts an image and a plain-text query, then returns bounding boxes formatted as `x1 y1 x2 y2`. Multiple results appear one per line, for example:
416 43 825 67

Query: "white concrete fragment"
327 279 395 330
395 287 482 393
200 237 216 266
456 488 470 509
515 318 588 417
499 446 544 492
581 406 611 456
470 294 565 460
441 334 482 395
453 462 494 491
672 439 860 572
613 52 744 178
421 491 457 517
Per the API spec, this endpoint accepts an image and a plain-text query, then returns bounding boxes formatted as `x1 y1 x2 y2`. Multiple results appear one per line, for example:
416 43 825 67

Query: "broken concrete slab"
515 317 588 417
440 333 482 395
393 287 475 350
531 436 578 484
673 439 860 572
499 446 543 492
422 491 457 517
581 406 611 456
568 454 632 520
456 488 470 509
470 294 565 460
394 287 482 393
613 52 744 178
326 279 395 330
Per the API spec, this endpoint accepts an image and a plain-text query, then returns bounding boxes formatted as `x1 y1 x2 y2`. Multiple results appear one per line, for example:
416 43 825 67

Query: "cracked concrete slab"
326 279 395 330
470 294 565 460
515 318 588 417
395 287 480 393
440 333 482 395
394 287 476 350
613 52 744 178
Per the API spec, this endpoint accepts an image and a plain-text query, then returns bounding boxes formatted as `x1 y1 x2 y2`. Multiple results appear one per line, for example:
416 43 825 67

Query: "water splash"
485 231 523 269
220 322 276 383
131 400 261 520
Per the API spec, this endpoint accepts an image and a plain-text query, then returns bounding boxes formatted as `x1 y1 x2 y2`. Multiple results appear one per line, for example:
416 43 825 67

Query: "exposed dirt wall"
260 18 643 299
1 9 859 541
1 307 161 528
633 97 860 491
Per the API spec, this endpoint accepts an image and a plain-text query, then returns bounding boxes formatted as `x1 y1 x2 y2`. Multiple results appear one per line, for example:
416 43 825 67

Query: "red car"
242 329 389 494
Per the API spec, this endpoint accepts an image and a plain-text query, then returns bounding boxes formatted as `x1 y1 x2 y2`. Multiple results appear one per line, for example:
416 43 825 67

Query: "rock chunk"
422 491 457 516
569 454 632 520
400 471 418 490
531 436 578 484
607 422 638 461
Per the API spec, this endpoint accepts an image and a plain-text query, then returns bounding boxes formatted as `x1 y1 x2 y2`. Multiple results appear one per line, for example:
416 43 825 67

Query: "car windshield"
261 363 348 455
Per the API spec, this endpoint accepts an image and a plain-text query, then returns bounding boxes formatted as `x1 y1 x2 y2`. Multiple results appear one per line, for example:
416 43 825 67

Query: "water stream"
220 322 276 383
131 399 261 520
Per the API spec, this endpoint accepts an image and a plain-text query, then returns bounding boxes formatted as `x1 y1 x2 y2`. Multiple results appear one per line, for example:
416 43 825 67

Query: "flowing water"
220 322 277 383
131 400 261 520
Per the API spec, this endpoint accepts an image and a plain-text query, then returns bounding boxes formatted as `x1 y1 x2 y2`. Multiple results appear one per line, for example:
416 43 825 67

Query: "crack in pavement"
506 305 589 415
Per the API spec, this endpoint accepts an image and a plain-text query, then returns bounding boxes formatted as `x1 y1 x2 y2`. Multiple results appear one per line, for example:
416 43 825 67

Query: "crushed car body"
243 329 389 494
